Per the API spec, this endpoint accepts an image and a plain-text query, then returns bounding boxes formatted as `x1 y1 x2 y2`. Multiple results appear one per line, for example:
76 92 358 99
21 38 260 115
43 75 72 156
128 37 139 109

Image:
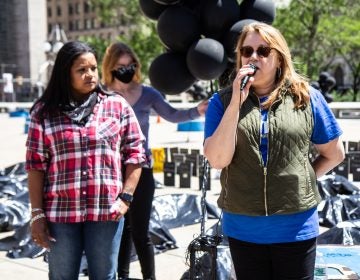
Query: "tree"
83 0 163 80
322 15 360 101
274 0 360 100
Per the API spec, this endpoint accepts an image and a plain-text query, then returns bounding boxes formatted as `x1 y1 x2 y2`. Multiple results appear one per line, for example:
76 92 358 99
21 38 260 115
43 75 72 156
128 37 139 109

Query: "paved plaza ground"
0 112 221 280
0 110 359 279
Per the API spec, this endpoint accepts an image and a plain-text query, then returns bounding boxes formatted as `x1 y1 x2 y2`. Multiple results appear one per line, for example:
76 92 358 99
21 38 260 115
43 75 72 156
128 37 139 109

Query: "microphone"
240 64 258 91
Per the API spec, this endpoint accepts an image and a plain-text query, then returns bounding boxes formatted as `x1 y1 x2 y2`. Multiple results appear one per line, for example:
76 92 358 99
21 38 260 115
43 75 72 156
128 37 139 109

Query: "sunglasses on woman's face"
240 45 273 58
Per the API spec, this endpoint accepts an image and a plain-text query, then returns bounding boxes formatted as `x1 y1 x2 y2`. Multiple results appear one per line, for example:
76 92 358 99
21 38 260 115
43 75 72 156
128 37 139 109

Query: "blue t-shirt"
204 88 342 244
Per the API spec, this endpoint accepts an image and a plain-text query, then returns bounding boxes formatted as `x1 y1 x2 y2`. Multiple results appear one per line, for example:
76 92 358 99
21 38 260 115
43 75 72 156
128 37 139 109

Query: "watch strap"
118 192 133 204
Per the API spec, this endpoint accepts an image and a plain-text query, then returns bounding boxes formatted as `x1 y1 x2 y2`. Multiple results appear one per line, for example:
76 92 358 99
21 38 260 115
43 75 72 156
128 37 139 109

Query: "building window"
69 21 74 31
75 3 80 15
84 1 90 13
84 19 91 30
75 20 80 30
56 6 62 16
68 4 73 15
47 7 52 18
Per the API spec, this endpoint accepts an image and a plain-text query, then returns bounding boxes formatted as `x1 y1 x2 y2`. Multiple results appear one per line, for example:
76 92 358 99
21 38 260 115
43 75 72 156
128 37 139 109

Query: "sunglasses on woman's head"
240 45 273 58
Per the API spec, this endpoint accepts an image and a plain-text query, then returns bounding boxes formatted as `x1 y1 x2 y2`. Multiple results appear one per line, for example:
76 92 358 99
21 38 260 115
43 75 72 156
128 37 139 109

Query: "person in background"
26 41 145 280
203 22 345 280
101 42 208 280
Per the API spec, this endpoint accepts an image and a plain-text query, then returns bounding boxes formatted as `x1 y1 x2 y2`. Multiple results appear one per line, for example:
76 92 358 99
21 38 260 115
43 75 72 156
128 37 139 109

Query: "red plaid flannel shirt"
25 93 145 222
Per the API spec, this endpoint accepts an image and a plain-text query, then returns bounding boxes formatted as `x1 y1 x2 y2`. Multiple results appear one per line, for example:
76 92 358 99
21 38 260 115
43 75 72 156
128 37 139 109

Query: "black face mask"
111 64 136 84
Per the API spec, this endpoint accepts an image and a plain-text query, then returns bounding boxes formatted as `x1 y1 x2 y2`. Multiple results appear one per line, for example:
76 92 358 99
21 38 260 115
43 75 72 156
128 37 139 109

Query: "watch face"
120 193 133 203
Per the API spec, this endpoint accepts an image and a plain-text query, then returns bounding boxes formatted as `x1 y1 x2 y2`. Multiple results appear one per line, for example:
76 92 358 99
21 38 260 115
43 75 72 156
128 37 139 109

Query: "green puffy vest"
218 88 321 216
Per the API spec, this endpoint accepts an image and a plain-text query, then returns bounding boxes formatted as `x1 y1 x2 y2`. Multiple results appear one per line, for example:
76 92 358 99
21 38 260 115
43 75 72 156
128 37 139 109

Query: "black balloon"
239 0 276 24
222 19 258 62
154 0 180 5
181 0 202 12
186 38 228 81
143 0 277 94
200 0 240 40
139 0 168 21
149 52 196 95
157 6 201 52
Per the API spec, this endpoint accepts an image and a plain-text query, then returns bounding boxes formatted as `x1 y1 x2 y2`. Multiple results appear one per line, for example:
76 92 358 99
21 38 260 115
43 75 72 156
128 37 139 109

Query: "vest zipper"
263 167 268 215
258 96 270 216
261 96 281 216
263 109 270 216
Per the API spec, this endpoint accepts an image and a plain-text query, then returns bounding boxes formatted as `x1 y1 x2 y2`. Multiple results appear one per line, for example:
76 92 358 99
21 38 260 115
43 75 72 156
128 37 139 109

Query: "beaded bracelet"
31 208 44 213
30 213 46 226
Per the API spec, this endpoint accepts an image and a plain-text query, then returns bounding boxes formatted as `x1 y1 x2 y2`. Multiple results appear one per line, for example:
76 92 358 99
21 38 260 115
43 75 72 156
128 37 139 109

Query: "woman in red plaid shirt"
25 41 146 280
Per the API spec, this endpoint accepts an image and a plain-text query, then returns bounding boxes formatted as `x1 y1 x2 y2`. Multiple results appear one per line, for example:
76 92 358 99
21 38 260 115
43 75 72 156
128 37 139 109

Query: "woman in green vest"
204 22 345 280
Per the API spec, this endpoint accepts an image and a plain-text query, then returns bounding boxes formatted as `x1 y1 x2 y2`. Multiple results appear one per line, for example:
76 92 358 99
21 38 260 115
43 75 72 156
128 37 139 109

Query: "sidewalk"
0 112 360 279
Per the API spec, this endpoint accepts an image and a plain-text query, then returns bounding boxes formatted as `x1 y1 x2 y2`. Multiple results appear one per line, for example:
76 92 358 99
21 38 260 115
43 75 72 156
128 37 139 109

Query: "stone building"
0 0 47 89
46 0 126 41
0 0 126 101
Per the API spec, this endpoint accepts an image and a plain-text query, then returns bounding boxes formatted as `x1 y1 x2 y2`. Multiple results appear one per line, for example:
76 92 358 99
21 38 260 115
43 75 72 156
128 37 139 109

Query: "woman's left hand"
110 198 129 220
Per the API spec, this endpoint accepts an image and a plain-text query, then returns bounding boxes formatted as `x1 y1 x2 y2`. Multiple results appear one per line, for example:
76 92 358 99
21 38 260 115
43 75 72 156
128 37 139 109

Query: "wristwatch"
118 192 134 204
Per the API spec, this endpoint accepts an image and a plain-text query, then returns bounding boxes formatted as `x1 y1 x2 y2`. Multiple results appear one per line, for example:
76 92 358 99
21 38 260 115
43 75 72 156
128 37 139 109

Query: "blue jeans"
48 220 124 280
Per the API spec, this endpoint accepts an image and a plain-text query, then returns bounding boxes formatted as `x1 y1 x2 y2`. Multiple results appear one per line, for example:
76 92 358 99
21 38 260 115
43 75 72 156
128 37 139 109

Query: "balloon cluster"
140 0 276 95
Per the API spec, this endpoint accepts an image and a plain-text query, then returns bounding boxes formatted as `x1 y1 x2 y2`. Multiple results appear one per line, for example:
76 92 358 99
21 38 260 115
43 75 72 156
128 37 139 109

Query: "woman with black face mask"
101 42 208 280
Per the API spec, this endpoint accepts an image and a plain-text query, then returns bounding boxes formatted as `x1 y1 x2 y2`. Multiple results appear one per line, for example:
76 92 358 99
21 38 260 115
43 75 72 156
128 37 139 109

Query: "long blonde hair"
236 22 310 109
101 42 142 85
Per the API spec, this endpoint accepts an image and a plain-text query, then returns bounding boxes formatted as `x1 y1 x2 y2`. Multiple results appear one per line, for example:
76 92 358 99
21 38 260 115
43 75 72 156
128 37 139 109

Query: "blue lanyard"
259 97 269 166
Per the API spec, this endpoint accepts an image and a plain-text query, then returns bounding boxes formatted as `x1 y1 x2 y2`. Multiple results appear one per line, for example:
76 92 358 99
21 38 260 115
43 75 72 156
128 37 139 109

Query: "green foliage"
87 0 164 81
88 0 124 26
274 0 360 101
332 90 355 102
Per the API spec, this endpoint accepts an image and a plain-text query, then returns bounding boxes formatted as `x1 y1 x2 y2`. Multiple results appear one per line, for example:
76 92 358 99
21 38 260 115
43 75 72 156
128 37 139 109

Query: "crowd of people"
26 21 344 280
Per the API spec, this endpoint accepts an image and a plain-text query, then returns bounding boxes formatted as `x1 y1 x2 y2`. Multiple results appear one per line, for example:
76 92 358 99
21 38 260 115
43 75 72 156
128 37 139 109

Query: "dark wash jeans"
228 237 317 280
48 220 124 280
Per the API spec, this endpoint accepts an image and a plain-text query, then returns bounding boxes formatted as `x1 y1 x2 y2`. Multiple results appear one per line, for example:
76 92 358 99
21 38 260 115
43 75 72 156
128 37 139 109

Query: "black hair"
31 41 97 119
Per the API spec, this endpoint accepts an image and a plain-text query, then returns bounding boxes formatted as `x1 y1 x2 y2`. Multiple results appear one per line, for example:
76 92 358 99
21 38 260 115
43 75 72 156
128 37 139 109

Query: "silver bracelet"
30 213 46 226
31 208 44 213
